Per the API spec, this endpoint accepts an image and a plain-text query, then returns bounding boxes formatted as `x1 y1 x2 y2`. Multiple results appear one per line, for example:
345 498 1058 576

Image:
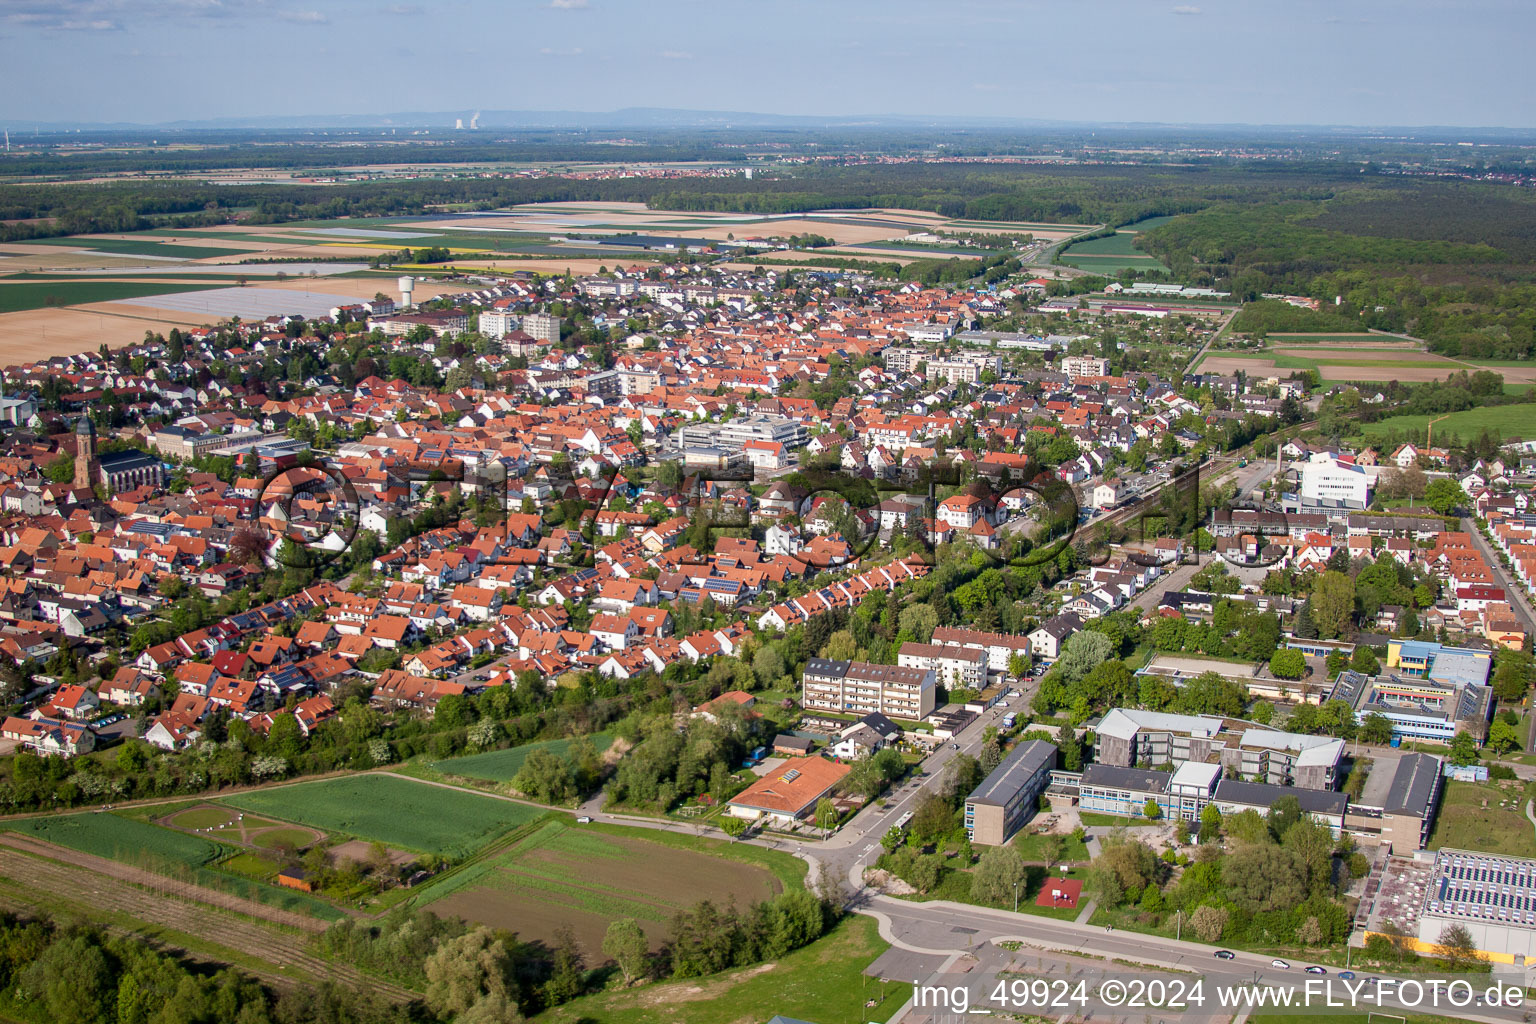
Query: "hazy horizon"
3 0 1533 131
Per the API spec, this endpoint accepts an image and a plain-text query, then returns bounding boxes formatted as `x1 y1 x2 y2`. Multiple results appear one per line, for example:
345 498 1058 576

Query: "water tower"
398 276 415 308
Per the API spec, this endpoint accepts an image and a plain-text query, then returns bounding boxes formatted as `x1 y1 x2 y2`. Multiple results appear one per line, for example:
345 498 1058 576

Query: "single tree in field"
602 918 649 986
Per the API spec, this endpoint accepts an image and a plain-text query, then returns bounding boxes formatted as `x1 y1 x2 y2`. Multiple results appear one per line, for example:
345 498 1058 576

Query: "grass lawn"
903 864 1090 920
1355 403 1536 445
0 280 223 313
222 774 539 859
534 914 908 1024
429 732 614 784
1079 811 1141 827
1012 832 1091 863
1426 779 1536 858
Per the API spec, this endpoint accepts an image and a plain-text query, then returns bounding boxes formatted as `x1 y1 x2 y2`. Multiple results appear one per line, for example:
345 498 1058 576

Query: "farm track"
0 832 326 932
0 835 417 1002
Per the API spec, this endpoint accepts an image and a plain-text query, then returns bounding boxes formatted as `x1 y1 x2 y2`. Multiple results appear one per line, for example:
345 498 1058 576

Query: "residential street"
1462 515 1536 634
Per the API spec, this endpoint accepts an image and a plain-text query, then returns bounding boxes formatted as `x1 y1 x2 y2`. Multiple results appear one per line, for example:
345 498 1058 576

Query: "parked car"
1305 966 1326 975
575 816 591 824
1338 971 1355 981
1271 959 1290 970
1213 950 1235 960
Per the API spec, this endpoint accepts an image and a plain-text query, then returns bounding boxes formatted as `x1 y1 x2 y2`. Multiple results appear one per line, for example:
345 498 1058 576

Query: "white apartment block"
802 657 937 720
897 641 986 690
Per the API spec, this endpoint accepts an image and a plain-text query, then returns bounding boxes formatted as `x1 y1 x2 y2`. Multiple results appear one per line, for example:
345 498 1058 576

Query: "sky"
3 0 1533 130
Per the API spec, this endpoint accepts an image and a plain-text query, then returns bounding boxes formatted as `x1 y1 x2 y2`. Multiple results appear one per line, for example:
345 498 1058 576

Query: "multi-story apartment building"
883 347 926 374
896 641 985 691
520 312 562 344
478 310 520 337
1061 355 1110 380
802 658 936 721
929 625 1031 675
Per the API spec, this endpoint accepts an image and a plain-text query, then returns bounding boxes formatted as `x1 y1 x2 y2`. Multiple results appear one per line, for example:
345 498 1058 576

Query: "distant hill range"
6 108 1534 140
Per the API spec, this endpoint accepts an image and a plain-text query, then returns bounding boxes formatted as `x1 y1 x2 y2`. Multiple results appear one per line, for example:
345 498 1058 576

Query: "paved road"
863 895 1531 1024
1462 516 1536 634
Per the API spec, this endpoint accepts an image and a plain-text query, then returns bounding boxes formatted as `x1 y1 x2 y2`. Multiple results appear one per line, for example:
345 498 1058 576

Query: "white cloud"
659 49 692 60
539 45 584 55
278 9 328 23
1172 5 1202 14
549 0 588 8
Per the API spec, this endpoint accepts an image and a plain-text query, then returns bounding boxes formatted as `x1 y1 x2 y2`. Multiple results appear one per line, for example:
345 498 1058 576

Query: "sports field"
430 732 615 783
415 819 789 957
221 773 539 858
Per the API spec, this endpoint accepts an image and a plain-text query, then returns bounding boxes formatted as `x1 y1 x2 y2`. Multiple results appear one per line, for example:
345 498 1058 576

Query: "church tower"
74 416 98 490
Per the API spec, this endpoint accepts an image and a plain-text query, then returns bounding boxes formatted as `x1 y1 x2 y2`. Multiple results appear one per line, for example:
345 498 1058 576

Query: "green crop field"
27 237 255 259
1355 403 1536 445
430 732 614 783
222 774 538 857
7 812 221 866
1057 255 1170 275
1062 231 1148 257
0 280 222 313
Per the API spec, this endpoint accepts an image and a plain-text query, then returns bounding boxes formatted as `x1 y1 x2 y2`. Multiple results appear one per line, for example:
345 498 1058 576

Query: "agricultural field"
221 773 540 858
1058 228 1170 273
414 819 792 957
1426 780 1536 859
429 732 615 784
27 236 257 259
6 811 221 867
0 279 224 314
1355 403 1536 445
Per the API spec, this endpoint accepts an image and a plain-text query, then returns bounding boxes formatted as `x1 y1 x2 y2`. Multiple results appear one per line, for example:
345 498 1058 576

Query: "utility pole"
1014 879 1021 914
1176 908 1182 941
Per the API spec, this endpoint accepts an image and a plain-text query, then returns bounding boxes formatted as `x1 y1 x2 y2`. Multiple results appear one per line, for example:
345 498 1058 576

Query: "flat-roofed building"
1328 669 1494 744
1094 708 1344 790
1408 849 1536 964
1213 779 1349 835
1344 752 1444 852
1078 763 1172 819
964 739 1057 845
520 312 561 344
801 658 936 721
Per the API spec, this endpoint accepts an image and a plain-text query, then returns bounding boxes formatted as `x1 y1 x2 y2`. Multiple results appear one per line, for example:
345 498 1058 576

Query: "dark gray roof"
98 449 160 472
1383 753 1443 817
805 657 851 678
1079 763 1170 796
1214 779 1347 816
968 739 1057 807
